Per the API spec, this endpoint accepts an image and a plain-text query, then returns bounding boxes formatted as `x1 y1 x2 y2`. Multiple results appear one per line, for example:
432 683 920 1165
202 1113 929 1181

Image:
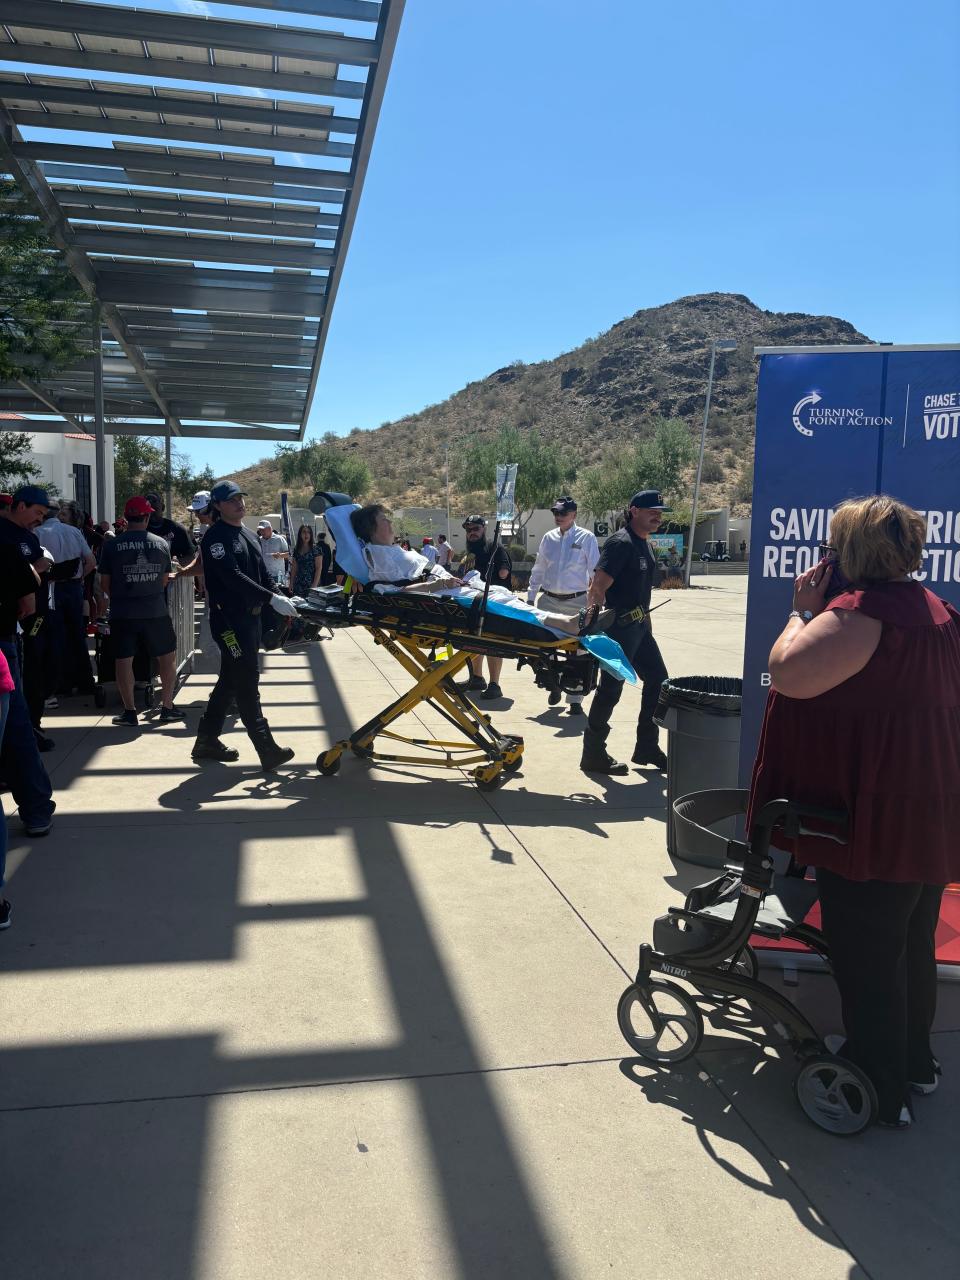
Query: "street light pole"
684 338 736 585
444 442 450 543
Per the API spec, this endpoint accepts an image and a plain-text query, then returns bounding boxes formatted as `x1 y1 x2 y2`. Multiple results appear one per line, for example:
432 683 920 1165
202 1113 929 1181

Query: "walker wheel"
794 1055 877 1135
728 944 758 981
617 980 703 1063
317 751 341 776
93 685 106 709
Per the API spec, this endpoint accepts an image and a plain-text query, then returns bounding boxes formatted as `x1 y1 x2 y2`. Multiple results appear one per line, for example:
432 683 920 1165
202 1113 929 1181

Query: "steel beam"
13 418 301 440
0 79 361 137
12 111 354 161
96 272 326 319
14 377 86 432
52 188 339 231
72 227 333 270
62 206 336 242
40 163 346 205
0 44 365 100
18 142 352 192
3 2 379 67
92 303 107 522
298 0 405 439
121 314 320 340
202 0 381 20
0 105 183 435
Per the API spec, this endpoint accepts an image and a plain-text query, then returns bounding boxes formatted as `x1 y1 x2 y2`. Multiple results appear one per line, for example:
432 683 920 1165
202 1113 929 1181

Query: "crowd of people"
3 478 955 1137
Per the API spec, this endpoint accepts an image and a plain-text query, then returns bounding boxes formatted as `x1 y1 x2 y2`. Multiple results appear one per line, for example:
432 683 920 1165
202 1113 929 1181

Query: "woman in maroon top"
749 495 960 1128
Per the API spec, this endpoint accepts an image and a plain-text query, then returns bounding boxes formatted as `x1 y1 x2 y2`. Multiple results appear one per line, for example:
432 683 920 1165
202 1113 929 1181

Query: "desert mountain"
234 292 872 516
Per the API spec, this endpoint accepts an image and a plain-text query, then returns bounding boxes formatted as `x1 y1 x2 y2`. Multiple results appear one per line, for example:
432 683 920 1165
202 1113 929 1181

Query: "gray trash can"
655 676 743 866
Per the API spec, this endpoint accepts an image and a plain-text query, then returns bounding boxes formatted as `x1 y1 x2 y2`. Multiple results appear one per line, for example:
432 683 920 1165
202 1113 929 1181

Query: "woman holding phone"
748 495 960 1128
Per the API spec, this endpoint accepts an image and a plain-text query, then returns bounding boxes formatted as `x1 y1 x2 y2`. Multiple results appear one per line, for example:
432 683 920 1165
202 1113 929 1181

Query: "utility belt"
615 604 647 627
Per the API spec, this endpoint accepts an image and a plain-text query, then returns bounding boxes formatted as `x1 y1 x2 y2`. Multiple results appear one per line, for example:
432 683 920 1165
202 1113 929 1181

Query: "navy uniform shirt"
148 514 193 562
595 528 657 613
458 538 512 583
201 519 275 621
0 517 44 568
0 541 40 639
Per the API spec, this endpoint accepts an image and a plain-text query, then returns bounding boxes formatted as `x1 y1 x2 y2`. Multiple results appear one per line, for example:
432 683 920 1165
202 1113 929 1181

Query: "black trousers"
584 620 667 756
53 581 95 692
203 614 264 736
817 868 944 1121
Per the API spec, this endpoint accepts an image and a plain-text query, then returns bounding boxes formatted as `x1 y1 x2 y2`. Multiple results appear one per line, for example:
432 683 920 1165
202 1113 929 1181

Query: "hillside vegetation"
232 292 871 516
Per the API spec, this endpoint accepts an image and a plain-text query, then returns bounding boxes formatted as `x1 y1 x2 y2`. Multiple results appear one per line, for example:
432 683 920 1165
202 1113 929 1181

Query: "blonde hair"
829 495 926 585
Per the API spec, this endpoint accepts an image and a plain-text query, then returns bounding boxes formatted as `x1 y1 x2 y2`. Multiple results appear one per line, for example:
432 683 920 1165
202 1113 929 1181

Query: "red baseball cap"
124 495 154 519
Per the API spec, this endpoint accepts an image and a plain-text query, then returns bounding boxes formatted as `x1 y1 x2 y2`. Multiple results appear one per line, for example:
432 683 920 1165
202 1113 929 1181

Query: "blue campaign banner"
739 346 960 786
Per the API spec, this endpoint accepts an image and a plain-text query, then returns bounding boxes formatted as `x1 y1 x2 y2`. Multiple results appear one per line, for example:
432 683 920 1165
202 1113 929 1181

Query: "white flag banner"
495 463 518 522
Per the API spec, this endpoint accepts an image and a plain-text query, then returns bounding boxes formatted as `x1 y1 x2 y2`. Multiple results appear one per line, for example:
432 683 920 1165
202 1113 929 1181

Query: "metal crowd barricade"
167 573 197 682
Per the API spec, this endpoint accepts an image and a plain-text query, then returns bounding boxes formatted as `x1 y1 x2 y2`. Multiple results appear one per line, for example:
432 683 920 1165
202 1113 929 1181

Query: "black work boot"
580 751 629 775
632 745 668 770
192 718 239 763
250 719 295 770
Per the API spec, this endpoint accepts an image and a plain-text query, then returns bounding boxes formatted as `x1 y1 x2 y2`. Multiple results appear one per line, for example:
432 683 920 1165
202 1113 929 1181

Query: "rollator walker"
617 789 880 1135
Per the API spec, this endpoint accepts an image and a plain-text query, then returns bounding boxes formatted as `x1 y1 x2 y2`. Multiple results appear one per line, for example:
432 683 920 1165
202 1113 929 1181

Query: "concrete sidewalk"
1 578 957 1279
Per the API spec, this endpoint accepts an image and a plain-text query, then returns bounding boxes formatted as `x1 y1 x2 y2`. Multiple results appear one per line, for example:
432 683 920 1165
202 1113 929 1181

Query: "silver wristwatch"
788 609 814 623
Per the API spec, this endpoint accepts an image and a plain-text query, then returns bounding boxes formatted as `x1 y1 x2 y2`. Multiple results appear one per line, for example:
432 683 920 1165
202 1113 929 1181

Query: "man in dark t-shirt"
99 496 184 729
581 490 671 775
457 514 513 700
144 492 194 564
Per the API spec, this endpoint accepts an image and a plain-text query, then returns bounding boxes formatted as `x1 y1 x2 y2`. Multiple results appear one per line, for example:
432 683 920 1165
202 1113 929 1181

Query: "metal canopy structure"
0 0 404 453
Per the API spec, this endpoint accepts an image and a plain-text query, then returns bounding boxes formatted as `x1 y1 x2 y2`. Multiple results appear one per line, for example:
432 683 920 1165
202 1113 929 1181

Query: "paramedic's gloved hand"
270 593 298 618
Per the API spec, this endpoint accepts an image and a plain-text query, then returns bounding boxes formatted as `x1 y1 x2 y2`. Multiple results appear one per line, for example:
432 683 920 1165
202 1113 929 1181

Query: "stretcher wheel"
317 751 341 776
794 1055 877 1135
93 685 106 709
502 755 523 773
617 980 703 1063
474 764 503 791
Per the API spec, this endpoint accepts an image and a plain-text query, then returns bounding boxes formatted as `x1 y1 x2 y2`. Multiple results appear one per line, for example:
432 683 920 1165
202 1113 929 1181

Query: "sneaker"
479 682 503 700
567 702 584 716
547 689 562 706
43 695 59 709
25 819 52 837
466 675 486 692
34 733 55 752
0 898 11 930
632 746 668 770
158 705 186 723
580 752 629 775
878 1105 913 1129
909 1057 942 1095
112 709 138 728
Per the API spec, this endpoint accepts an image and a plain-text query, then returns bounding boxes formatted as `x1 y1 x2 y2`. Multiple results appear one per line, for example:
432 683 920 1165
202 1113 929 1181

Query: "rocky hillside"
234 292 871 515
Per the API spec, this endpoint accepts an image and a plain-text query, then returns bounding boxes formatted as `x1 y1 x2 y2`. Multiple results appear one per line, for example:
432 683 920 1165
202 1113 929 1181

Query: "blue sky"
9 0 960 477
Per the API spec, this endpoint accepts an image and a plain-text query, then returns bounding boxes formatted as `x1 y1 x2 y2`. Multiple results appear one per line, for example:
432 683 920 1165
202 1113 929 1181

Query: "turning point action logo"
792 391 892 439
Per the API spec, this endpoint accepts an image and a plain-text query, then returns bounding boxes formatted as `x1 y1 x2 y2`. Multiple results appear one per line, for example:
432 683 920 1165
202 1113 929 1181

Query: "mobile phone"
816 549 850 600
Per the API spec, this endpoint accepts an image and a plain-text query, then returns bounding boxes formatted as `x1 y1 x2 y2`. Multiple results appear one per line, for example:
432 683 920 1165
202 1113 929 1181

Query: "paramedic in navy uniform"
580 490 670 775
192 480 298 769
527 495 599 715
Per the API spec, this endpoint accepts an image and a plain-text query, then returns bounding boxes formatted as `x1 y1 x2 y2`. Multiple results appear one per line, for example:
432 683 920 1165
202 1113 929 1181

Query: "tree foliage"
113 435 214 516
275 439 372 502
0 179 92 382
0 430 43 491
455 424 576 528
578 418 696 518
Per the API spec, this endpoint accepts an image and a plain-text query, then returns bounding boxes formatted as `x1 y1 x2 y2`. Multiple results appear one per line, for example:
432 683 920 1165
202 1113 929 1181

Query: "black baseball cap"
211 480 247 503
461 514 487 529
12 485 56 509
629 490 671 511
550 495 577 514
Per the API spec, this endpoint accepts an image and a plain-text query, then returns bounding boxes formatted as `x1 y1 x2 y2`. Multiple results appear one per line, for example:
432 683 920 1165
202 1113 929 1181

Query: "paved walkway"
1 578 956 1279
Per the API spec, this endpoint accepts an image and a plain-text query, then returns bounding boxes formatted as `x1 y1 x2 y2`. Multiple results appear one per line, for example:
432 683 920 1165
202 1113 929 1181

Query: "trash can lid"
657 675 742 716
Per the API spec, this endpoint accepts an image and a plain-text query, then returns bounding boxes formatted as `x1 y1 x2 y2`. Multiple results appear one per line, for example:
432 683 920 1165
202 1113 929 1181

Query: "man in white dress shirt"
526 495 599 715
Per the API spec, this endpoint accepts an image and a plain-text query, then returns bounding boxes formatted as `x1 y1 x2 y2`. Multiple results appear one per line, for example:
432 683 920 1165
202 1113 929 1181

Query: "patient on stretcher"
351 505 612 637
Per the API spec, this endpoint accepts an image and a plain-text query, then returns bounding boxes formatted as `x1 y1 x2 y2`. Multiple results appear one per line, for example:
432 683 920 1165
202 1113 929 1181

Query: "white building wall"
27 432 115 520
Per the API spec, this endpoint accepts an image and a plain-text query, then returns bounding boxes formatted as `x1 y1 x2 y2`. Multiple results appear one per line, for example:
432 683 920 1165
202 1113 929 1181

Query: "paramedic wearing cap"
99 497 185 728
581 491 670 775
257 520 289 586
0 486 57 836
192 481 297 769
527 496 599 716
144 492 194 565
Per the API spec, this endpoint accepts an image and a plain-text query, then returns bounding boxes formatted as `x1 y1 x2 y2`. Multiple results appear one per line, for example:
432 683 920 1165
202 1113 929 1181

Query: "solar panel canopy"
0 0 403 440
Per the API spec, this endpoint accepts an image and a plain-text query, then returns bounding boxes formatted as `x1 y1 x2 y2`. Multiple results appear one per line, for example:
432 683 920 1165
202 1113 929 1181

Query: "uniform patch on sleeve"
233 538 243 552
210 543 225 559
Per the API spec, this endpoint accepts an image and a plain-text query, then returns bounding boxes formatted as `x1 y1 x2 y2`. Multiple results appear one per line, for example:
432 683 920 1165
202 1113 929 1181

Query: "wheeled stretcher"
284 494 637 791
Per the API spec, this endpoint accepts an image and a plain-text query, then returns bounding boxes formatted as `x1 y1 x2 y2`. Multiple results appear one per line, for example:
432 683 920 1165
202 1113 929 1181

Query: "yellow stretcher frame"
308 600 589 791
